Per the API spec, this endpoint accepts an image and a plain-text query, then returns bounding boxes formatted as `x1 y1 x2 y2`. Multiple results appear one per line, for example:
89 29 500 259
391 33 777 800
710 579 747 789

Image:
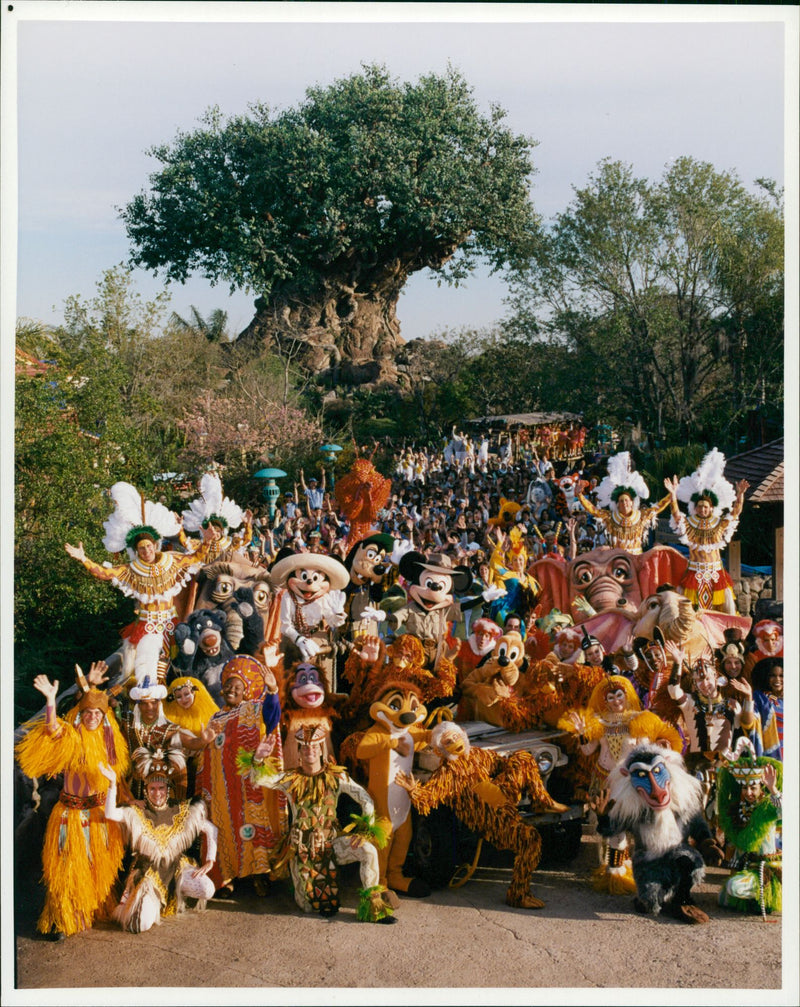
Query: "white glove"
482 585 507 602
361 605 387 623
297 636 321 661
390 539 414 565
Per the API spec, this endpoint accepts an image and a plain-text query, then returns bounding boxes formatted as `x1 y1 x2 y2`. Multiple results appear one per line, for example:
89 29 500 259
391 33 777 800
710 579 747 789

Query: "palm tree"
170 306 230 343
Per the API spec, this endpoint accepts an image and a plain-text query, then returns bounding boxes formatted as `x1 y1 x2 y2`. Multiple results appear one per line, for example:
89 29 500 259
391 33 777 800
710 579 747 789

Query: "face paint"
629 758 672 809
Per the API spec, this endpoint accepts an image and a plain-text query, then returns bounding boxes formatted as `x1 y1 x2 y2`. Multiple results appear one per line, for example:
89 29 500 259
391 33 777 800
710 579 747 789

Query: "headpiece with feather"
675 448 736 517
182 471 244 534
595 452 650 511
102 482 181 556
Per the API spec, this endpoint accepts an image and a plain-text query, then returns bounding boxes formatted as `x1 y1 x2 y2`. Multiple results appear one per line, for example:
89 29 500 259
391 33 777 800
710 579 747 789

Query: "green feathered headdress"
202 513 229 530
125 524 161 549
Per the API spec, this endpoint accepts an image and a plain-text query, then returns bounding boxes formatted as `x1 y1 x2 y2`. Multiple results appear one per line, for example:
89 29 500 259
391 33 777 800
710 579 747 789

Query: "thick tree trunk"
237 277 405 388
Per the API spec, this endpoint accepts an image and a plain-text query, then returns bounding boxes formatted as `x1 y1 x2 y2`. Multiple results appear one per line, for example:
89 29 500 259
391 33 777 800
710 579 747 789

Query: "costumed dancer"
333 450 393 552
750 658 783 761
667 651 755 829
163 676 220 795
744 620 783 680
453 618 503 688
397 722 565 909
181 470 253 565
99 745 218 933
559 675 682 894
114 675 189 801
65 481 214 684
14 668 130 939
577 451 670 554
247 723 396 923
163 675 220 737
630 630 683 727
195 655 286 896
716 739 782 917
592 743 724 924
664 449 749 613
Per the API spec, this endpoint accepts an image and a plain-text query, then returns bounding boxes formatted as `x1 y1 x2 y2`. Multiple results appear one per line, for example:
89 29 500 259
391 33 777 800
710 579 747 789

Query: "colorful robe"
196 694 286 888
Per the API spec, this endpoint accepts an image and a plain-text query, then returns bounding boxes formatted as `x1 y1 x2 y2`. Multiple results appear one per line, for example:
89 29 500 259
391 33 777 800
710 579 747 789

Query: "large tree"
122 64 539 384
506 157 783 443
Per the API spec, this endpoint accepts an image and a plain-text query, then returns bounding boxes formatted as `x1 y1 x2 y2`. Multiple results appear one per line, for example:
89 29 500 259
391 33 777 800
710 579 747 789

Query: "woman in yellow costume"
65 482 214 685
15 666 131 939
559 674 682 894
577 451 670 555
180 470 253 565
164 676 220 796
665 448 749 613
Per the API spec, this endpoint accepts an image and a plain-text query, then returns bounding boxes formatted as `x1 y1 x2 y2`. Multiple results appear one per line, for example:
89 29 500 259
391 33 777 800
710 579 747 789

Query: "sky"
3 2 794 344
1 6 799 1005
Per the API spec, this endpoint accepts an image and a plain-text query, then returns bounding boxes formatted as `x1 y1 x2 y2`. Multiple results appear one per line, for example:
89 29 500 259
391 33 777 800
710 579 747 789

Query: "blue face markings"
630 759 671 796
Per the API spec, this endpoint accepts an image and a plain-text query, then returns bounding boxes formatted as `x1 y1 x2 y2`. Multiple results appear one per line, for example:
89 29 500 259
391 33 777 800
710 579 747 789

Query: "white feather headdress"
675 448 735 516
595 452 650 509
181 472 244 533
101 482 181 554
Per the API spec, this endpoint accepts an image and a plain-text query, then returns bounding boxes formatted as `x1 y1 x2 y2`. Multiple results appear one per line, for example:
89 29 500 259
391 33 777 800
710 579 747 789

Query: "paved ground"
6 830 793 1005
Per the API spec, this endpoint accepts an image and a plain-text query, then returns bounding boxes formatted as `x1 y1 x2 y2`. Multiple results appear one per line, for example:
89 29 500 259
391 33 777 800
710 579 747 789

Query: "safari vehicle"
409 720 585 888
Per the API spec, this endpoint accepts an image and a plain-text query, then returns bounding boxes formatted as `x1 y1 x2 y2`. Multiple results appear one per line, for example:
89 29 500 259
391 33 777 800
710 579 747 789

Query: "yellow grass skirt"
38 803 124 936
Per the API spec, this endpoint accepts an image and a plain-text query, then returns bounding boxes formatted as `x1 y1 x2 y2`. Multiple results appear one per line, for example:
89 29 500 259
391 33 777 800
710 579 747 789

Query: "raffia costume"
250 754 393 921
15 695 130 936
405 727 560 908
717 748 782 916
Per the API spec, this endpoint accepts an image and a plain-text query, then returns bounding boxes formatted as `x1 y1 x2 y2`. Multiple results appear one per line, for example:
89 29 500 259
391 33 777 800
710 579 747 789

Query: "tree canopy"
122 64 540 380
506 157 784 443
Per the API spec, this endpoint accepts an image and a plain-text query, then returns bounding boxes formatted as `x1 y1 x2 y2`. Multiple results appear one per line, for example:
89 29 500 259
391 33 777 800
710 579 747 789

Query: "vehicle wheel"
538 818 583 866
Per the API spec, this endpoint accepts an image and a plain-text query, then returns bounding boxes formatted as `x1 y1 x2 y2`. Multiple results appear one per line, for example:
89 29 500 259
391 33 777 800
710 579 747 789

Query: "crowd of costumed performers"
15 442 785 942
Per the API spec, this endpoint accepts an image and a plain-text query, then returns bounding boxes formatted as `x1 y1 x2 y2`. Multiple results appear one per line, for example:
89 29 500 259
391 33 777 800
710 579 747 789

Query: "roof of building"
469 411 583 427
724 438 784 504
15 347 55 378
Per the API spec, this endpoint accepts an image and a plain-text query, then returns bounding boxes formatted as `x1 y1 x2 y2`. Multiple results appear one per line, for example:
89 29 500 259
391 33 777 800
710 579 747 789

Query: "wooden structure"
468 411 585 463
468 411 583 428
724 438 784 601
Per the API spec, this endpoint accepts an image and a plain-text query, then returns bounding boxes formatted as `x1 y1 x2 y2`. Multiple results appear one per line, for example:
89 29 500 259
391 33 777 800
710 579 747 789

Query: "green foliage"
123 64 539 303
170 305 232 343
15 339 154 716
636 444 707 494
507 157 784 445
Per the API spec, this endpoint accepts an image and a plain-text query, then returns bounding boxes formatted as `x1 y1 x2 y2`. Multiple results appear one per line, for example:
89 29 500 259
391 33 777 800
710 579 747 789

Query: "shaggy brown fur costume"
399 725 564 909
